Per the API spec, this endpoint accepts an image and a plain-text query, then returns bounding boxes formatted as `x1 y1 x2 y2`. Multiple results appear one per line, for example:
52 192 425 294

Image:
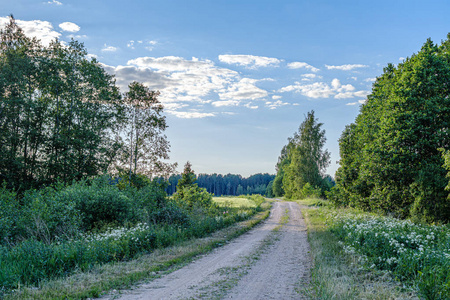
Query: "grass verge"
297 198 418 300
5 201 272 300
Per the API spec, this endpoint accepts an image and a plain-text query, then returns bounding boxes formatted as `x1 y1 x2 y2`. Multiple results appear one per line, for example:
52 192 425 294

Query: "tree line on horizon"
163 171 275 197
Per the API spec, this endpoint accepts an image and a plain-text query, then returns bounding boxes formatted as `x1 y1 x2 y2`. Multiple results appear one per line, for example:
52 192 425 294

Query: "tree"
333 36 450 222
115 81 175 179
173 162 213 210
276 111 330 199
0 16 121 189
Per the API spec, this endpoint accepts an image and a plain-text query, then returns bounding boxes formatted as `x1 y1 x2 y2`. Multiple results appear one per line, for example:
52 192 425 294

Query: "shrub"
173 185 213 210
20 186 81 244
0 184 18 244
63 180 134 231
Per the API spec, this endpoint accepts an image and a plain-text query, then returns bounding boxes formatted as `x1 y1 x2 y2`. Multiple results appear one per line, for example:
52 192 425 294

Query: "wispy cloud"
44 0 62 5
265 100 289 110
59 22 80 32
102 44 118 52
287 61 320 72
167 111 216 119
279 78 368 99
218 54 281 69
346 99 367 106
325 64 368 71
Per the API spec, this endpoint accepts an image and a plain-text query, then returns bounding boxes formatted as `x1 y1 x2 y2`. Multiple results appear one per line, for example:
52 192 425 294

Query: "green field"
213 196 258 208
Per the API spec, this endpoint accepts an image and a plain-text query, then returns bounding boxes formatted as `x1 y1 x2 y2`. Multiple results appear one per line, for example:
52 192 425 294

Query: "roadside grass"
298 198 419 300
4 200 272 300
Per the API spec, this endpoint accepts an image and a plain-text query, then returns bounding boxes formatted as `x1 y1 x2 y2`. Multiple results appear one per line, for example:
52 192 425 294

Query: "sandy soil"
102 201 311 300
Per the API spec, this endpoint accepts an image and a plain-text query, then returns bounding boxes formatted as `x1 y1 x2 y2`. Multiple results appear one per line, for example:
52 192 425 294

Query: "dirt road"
104 201 311 299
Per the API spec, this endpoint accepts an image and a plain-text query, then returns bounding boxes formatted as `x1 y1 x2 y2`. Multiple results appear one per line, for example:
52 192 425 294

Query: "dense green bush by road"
0 174 262 296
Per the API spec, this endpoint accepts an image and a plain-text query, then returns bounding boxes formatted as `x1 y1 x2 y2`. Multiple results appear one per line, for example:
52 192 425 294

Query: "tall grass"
299 198 419 299
327 210 450 299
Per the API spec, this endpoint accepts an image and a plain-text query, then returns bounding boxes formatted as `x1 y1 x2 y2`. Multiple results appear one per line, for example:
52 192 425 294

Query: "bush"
21 186 82 244
65 182 134 231
0 184 18 244
173 185 213 211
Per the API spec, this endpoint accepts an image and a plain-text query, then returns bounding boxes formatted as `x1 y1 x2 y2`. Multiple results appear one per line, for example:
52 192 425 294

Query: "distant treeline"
163 173 275 196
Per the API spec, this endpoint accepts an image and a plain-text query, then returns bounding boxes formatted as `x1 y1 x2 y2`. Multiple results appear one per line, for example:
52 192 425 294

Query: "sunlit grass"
213 196 258 208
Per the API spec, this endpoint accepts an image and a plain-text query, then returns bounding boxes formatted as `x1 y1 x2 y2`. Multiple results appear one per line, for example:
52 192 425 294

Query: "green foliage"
300 182 322 199
0 189 259 295
0 16 122 190
114 82 175 178
177 161 197 190
173 185 213 211
65 180 134 231
265 180 274 198
0 183 18 243
442 149 450 193
333 36 450 222
275 110 331 199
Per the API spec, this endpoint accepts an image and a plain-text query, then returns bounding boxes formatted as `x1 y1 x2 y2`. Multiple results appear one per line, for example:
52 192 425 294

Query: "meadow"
300 198 450 300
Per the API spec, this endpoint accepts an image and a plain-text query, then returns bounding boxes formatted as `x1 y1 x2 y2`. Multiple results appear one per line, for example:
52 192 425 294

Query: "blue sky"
2 0 450 177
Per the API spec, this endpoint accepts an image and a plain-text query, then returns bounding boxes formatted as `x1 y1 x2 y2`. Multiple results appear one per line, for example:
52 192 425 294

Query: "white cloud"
399 57 405 61
300 73 323 81
279 78 364 99
266 100 289 110
59 22 80 32
218 54 281 69
67 34 87 39
272 95 282 100
364 77 376 82
351 76 357 80
0 17 61 46
102 44 118 52
218 78 268 101
86 53 98 60
245 103 259 109
211 100 240 107
287 62 320 72
346 99 367 106
127 40 135 49
325 64 368 71
167 111 216 119
353 90 370 97
105 56 271 117
45 0 62 5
